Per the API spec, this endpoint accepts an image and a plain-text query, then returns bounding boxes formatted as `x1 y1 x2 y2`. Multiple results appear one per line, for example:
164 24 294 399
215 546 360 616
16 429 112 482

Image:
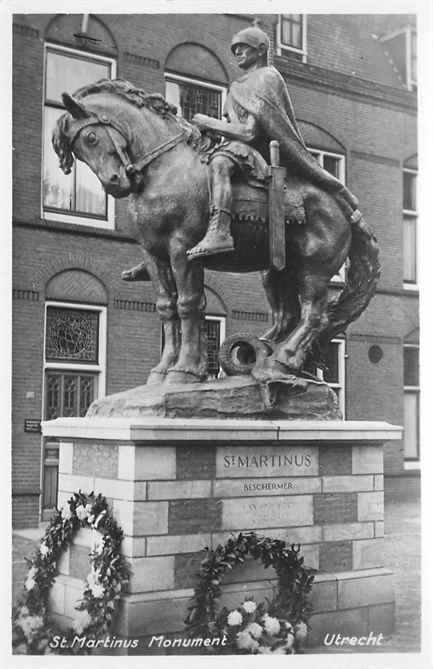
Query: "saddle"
228 141 306 271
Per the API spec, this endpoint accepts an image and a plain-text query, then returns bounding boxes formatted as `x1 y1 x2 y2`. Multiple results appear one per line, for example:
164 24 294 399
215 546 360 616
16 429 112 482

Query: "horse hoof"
165 369 204 385
147 370 167 385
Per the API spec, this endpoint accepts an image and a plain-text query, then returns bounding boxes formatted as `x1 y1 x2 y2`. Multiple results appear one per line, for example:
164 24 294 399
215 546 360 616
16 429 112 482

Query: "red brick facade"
12 13 418 526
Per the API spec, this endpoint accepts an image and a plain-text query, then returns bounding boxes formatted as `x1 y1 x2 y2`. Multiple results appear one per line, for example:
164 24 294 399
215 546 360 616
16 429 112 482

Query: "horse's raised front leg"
256 271 329 377
165 238 208 384
145 257 181 385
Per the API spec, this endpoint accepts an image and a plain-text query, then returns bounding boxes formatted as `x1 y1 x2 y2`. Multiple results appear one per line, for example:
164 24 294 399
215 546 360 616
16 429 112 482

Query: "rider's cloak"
227 65 357 206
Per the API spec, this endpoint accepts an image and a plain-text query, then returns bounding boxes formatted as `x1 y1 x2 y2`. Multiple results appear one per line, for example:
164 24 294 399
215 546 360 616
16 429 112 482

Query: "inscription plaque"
214 476 321 497
216 445 319 478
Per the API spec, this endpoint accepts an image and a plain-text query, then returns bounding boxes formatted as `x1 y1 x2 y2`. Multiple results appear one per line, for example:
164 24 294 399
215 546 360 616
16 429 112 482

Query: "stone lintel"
43 417 402 443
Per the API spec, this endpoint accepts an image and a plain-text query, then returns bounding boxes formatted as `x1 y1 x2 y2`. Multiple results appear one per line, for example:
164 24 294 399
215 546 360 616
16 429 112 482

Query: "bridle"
68 110 186 190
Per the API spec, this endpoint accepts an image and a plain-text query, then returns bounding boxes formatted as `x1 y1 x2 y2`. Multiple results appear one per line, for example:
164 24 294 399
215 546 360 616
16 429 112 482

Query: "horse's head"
52 92 135 197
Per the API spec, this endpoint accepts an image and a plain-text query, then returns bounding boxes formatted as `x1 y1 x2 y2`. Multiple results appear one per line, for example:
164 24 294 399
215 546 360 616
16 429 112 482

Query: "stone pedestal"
42 417 401 654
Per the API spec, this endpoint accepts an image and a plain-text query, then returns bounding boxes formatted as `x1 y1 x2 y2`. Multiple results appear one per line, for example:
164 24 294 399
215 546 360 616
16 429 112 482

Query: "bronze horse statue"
53 79 380 386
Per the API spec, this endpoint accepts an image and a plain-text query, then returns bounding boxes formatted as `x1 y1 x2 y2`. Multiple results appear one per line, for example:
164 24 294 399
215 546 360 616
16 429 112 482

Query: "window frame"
308 147 346 282
276 14 307 62
164 72 227 121
403 167 418 289
316 338 346 417
42 301 107 410
403 343 420 462
381 26 417 91
205 314 226 379
41 43 117 230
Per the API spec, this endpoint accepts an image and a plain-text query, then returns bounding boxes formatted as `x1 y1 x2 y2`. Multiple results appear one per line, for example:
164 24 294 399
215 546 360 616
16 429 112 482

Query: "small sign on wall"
24 419 41 433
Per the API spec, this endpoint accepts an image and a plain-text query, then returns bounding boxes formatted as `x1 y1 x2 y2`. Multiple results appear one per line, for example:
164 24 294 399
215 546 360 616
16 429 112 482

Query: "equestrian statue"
52 25 380 390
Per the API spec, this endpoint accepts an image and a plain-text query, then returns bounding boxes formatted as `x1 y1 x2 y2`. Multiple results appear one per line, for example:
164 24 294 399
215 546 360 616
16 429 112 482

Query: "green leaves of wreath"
184 532 316 651
12 491 130 655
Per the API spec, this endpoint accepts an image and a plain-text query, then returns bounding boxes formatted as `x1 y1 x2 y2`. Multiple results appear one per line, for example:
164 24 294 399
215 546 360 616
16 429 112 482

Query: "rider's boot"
187 207 235 259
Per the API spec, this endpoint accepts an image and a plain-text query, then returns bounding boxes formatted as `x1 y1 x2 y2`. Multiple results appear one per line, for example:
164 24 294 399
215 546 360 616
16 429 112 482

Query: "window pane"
323 155 341 178
46 307 99 363
206 319 221 378
43 464 58 508
411 31 417 84
403 172 416 210
165 80 181 110
403 216 417 282
46 51 110 103
43 106 74 210
404 347 419 386
281 15 303 48
404 391 419 459
63 375 78 417
80 375 96 416
75 160 106 216
46 372 62 420
175 81 221 121
322 342 339 384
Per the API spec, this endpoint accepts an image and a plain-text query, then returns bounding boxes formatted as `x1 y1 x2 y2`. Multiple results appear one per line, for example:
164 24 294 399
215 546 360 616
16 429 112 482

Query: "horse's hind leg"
256 270 329 376
261 268 299 344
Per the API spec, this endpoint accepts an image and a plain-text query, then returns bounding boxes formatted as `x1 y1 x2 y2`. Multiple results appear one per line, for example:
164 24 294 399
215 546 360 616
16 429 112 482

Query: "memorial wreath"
12 491 130 655
184 531 316 654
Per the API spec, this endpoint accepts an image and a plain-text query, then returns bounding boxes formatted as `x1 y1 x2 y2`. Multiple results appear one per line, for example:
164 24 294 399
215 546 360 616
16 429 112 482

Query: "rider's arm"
192 113 257 143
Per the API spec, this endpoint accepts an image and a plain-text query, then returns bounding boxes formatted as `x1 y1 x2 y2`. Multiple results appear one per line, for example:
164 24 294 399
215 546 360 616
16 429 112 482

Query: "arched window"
164 43 228 121
42 16 117 228
42 270 107 515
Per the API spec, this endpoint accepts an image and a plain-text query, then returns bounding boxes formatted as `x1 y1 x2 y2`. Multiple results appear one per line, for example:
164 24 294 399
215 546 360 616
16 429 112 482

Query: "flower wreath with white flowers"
12 491 130 655
184 531 316 654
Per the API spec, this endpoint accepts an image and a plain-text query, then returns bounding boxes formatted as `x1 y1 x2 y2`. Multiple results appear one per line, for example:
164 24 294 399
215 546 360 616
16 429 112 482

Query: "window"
44 303 107 419
403 168 417 286
42 303 107 511
160 315 226 379
309 149 345 183
403 345 419 461
277 14 307 61
316 339 346 416
381 27 417 91
205 316 226 379
42 45 116 228
309 148 346 281
165 73 226 122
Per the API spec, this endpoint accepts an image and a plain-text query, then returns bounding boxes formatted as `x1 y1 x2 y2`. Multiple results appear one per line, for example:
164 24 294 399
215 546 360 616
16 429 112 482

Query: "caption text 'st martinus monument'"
43 22 400 654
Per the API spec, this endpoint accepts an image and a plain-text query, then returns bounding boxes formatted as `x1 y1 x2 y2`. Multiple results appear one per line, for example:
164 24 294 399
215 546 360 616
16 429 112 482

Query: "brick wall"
12 13 418 525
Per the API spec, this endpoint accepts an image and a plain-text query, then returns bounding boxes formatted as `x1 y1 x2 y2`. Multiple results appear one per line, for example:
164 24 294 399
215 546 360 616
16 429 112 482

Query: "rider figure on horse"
187 25 361 260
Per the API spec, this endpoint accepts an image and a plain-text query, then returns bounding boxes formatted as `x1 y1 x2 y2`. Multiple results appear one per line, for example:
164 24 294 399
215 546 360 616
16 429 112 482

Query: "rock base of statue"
42 416 401 655
86 374 341 421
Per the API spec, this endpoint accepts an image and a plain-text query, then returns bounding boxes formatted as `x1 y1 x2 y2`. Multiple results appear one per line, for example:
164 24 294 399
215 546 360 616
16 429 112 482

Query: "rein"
69 110 186 187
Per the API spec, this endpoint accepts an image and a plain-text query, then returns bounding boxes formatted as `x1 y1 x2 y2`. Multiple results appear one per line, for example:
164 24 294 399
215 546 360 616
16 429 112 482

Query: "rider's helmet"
230 26 270 54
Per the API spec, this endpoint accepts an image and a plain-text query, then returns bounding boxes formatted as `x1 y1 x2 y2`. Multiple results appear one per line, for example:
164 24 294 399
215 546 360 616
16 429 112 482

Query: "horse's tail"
315 213 381 360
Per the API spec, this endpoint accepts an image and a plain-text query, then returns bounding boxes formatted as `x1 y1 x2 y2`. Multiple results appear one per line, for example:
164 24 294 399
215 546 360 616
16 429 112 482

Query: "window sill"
404 460 420 471
44 210 115 231
276 46 307 64
403 282 419 293
14 217 136 243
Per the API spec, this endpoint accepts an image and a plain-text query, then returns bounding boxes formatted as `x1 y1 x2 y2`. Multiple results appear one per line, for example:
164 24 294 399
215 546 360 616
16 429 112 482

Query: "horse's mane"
52 78 208 174
73 78 179 118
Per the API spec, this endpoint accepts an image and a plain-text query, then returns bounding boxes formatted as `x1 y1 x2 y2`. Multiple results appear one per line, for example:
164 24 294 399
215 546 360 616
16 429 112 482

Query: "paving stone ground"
12 475 421 655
